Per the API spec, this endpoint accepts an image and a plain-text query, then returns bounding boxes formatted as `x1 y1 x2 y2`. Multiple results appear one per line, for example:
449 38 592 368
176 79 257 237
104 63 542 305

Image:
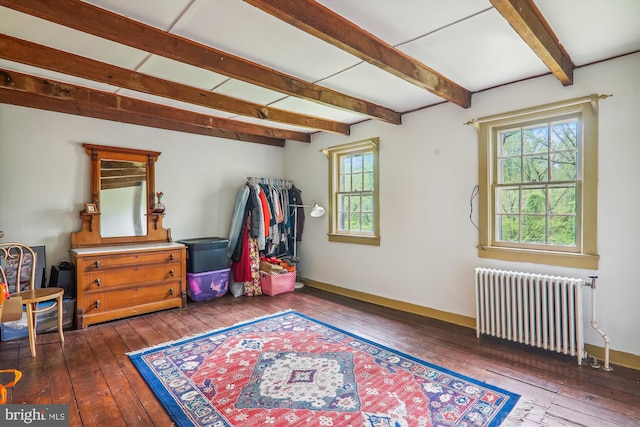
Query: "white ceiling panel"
0 6 149 70
317 0 493 47
81 0 193 31
225 114 317 134
270 96 370 125
320 62 446 113
399 9 549 91
535 0 640 65
213 79 287 106
169 0 362 82
136 55 230 90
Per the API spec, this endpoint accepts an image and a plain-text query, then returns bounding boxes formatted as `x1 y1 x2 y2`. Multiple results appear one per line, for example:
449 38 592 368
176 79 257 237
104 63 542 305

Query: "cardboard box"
0 296 23 322
259 260 284 274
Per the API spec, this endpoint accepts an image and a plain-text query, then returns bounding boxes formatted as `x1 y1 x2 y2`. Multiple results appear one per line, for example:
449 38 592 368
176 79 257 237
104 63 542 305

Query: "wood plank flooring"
1 286 638 426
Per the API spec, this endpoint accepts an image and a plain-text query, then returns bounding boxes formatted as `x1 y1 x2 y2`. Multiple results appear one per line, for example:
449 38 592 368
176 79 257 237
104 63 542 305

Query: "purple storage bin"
186 268 230 302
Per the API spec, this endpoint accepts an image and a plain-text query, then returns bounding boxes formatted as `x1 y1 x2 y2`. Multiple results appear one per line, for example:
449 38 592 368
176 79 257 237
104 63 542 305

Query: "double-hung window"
326 138 380 246
476 96 601 269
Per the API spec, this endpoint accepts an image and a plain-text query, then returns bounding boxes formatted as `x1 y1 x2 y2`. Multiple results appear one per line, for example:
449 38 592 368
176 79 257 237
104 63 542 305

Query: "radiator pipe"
586 275 613 371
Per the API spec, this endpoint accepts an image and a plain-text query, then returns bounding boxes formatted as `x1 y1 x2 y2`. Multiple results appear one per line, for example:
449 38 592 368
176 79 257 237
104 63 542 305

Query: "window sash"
474 95 601 269
326 138 380 245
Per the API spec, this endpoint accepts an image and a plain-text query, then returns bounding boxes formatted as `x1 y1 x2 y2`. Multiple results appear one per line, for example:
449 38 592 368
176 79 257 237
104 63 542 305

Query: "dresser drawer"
165 261 182 279
105 264 167 287
83 293 105 314
80 250 181 272
81 272 107 292
105 284 176 310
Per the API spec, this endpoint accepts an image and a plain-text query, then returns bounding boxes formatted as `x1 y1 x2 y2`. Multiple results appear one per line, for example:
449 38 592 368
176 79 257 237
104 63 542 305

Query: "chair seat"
14 287 64 304
1 243 65 357
12 287 65 356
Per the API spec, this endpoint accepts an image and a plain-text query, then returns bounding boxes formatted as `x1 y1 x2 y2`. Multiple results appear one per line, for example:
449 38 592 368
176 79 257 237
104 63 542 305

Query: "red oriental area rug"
128 311 525 426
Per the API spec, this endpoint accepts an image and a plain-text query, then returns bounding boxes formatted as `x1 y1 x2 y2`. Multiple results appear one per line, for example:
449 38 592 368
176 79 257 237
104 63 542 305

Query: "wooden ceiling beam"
0 0 401 125
0 69 292 146
244 0 472 108
490 0 574 85
0 35 346 136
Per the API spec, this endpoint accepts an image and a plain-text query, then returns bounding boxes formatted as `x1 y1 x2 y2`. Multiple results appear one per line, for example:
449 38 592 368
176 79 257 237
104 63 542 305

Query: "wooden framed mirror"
71 144 171 248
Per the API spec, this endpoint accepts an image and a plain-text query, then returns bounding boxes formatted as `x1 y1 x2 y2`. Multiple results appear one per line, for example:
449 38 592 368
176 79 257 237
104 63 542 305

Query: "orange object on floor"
0 369 22 404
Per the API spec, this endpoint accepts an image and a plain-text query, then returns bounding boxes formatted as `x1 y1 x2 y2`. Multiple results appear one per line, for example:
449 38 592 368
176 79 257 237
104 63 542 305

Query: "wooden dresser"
70 242 186 329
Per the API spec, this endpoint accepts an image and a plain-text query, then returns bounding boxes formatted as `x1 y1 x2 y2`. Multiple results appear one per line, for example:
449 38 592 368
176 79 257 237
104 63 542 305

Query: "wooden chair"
0 243 65 357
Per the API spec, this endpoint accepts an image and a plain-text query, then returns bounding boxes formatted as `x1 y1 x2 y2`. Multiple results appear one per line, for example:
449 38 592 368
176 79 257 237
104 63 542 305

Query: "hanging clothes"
230 178 304 263
227 184 250 263
243 236 262 296
231 217 252 282
289 185 305 242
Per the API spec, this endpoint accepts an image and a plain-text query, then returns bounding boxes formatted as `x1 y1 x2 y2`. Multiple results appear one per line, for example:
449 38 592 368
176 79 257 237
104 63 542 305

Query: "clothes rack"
246 176 293 188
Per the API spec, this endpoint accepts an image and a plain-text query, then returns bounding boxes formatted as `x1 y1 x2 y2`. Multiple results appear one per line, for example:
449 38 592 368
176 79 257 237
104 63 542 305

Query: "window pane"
497 187 519 214
352 172 363 191
340 174 351 191
523 125 549 154
350 194 361 211
338 212 349 231
549 186 576 214
551 120 577 151
363 153 374 172
338 194 349 213
349 213 361 231
549 216 576 246
499 158 522 184
551 151 577 180
522 215 546 243
362 213 374 232
342 155 351 174
362 193 373 212
523 154 549 182
363 172 374 191
500 129 521 156
522 188 546 214
352 154 363 173
498 215 519 242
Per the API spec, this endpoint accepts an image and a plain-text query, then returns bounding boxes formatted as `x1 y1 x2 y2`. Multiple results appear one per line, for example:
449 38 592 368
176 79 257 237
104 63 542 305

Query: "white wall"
0 108 285 268
1 53 638 359
285 53 640 358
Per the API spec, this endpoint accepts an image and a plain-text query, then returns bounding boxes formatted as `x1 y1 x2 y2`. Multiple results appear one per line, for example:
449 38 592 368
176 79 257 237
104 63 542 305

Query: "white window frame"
475 95 602 269
326 138 380 246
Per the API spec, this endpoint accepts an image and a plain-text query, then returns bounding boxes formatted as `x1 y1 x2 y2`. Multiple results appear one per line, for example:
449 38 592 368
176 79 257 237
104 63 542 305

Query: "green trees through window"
496 118 579 247
338 152 375 233
327 137 380 246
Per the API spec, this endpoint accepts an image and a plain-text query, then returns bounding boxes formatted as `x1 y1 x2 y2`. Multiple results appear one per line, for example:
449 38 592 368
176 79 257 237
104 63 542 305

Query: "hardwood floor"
1 286 638 426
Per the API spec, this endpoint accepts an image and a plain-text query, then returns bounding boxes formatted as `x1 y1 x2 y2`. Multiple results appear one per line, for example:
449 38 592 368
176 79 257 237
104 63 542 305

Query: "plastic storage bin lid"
178 237 229 245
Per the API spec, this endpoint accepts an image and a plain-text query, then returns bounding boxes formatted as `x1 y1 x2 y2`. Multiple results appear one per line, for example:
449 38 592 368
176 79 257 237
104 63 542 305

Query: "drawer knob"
169 254 174 261
95 278 102 287
169 269 175 277
169 288 174 296
95 260 100 269
95 300 101 308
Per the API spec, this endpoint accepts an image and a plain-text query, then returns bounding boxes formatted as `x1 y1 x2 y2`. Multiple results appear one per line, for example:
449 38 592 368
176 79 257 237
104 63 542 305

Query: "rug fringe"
126 309 297 356
501 396 536 426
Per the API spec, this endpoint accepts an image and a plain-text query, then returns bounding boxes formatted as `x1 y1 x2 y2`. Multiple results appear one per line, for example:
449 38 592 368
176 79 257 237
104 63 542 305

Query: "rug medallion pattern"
129 311 520 427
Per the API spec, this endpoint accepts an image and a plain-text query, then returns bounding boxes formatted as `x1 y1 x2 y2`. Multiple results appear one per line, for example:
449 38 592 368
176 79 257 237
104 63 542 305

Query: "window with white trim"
475 96 602 269
326 138 380 246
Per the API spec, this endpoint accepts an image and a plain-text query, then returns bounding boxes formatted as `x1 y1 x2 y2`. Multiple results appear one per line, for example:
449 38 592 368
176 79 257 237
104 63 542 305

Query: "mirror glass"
99 159 148 237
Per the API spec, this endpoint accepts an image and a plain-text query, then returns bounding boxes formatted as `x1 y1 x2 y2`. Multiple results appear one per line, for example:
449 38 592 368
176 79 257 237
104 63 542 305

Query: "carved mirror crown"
71 144 170 248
